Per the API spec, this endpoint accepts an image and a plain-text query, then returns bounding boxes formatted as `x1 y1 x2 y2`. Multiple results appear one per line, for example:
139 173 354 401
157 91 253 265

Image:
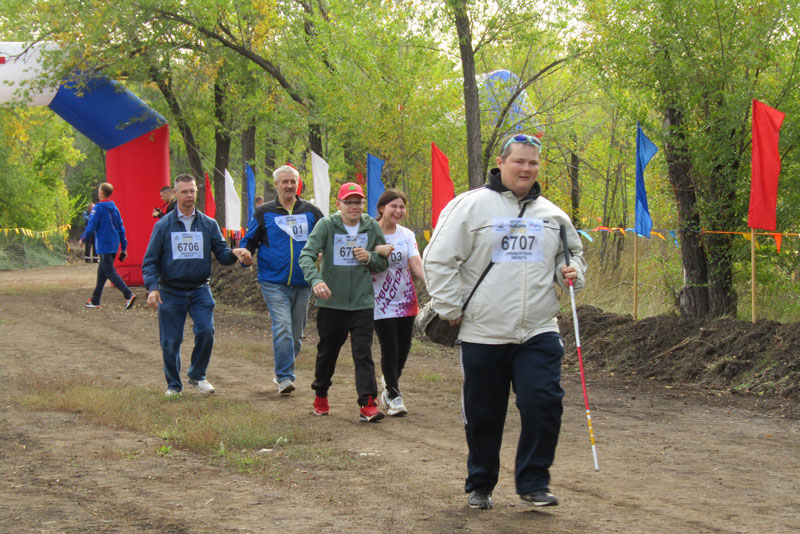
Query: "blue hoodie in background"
80 200 127 255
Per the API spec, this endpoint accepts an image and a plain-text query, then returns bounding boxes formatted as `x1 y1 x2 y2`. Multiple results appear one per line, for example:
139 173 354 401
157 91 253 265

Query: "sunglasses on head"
502 134 542 153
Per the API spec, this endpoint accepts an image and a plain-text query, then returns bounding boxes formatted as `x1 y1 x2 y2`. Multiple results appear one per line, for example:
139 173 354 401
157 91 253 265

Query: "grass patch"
17 376 348 476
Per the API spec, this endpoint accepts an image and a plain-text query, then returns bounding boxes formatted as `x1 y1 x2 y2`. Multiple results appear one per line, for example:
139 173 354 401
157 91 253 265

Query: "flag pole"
751 228 756 323
633 234 639 320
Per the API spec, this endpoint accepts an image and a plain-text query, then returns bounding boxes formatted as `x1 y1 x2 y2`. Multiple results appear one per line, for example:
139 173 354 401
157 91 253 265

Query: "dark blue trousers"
460 332 564 495
157 285 215 392
90 253 133 305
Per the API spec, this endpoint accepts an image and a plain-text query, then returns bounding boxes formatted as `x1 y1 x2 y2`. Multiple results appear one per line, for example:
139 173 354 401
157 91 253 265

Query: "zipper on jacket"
285 201 295 285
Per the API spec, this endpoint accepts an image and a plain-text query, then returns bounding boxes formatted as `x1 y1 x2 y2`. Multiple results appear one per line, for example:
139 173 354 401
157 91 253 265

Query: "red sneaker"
313 396 329 416
359 396 385 422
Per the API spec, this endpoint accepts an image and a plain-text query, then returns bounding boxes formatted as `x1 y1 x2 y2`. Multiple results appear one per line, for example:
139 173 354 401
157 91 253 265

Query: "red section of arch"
106 125 171 286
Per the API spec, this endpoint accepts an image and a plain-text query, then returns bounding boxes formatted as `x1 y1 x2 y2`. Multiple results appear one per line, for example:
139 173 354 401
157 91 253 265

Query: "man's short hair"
160 185 173 193
174 174 196 186
99 182 114 197
254 196 264 204
273 165 299 183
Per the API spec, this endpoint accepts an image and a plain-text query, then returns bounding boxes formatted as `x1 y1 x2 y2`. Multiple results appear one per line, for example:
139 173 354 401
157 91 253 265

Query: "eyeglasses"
502 134 542 153
341 199 364 206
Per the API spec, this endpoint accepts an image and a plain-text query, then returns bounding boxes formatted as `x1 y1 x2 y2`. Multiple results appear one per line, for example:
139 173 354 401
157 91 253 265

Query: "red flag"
204 171 216 219
431 143 454 228
748 99 785 231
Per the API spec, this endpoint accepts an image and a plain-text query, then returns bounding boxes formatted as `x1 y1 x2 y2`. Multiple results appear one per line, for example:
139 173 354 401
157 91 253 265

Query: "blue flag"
245 162 256 223
635 122 658 238
366 153 385 218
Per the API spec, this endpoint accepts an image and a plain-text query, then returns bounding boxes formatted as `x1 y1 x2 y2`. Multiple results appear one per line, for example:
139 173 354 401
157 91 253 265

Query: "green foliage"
0 107 85 230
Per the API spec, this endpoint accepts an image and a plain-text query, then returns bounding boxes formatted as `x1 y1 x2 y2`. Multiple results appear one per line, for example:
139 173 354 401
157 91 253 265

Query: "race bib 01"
171 232 204 260
491 218 544 263
333 233 369 266
275 214 309 241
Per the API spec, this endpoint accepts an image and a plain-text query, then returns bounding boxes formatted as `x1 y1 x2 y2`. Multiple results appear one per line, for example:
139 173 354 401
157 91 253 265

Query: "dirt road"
1 264 798 533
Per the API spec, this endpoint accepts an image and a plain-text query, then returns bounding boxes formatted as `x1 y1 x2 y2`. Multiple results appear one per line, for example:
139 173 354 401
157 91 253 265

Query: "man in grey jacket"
423 133 586 510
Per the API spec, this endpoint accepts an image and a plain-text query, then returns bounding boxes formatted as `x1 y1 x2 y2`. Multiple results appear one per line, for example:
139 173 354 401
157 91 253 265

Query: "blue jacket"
240 197 324 286
80 200 126 255
142 208 238 291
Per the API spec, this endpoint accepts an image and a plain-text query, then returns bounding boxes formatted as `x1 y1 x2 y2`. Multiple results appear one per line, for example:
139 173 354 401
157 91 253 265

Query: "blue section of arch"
48 73 166 151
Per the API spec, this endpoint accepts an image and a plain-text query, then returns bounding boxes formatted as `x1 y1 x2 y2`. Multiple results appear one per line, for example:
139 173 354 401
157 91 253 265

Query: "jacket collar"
486 168 541 202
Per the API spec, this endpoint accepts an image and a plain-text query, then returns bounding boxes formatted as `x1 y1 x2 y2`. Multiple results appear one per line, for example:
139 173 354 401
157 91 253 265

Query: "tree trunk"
213 80 231 228
569 134 580 226
449 0 484 190
152 67 205 208
264 134 277 200
663 107 709 318
308 122 323 159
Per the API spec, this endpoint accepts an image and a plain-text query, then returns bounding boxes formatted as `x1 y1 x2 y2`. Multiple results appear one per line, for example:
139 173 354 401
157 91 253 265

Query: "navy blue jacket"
239 197 324 286
80 200 126 255
142 208 237 291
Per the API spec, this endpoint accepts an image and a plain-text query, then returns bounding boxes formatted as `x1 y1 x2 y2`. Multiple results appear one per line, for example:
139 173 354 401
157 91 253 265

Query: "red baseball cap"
337 182 365 200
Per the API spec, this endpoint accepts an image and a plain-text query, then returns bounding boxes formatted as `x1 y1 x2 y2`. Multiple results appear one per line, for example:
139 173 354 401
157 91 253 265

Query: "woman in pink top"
372 190 425 416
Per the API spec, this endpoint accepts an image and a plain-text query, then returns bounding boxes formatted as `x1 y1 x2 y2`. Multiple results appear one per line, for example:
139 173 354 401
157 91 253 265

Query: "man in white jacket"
423 133 586 510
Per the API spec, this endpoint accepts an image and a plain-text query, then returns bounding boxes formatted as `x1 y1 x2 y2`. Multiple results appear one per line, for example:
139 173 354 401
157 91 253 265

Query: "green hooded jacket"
299 212 388 310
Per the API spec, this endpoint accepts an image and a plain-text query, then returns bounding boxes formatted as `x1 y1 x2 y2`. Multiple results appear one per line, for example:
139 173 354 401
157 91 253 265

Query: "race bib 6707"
491 218 544 263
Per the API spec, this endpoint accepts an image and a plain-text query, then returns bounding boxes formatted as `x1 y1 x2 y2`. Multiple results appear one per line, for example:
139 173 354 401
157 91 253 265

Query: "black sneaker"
519 489 559 507
468 489 494 510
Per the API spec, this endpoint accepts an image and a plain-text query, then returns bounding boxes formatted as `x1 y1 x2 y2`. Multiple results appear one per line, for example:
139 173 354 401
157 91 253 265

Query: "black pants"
312 307 378 406
460 332 565 495
84 236 97 262
374 315 415 398
90 253 133 305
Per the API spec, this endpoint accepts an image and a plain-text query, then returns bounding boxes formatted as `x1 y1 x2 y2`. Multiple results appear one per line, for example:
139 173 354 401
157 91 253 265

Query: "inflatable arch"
0 42 170 286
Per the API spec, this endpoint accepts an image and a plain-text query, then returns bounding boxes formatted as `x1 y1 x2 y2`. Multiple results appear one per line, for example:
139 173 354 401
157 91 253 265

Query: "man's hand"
118 251 127 262
232 248 253 266
147 290 162 309
152 208 162 218
448 316 462 327
353 247 370 264
313 282 332 300
560 264 578 287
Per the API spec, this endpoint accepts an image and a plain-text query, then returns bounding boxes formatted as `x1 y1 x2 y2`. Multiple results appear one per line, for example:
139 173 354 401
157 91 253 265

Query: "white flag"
224 169 241 231
311 151 330 217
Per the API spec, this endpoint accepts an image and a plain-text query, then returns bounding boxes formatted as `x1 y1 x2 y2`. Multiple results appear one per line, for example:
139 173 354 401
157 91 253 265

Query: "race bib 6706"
171 232 204 260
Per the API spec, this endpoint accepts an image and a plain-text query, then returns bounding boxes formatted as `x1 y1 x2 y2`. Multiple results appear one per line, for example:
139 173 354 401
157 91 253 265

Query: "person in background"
142 174 250 397
152 186 177 219
82 202 98 263
371 189 424 417
80 183 136 310
239 166 324 395
254 195 264 207
298 182 389 422
423 133 586 510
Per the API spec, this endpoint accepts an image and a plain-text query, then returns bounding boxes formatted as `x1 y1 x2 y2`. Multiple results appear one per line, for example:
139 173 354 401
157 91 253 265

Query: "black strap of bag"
460 202 529 313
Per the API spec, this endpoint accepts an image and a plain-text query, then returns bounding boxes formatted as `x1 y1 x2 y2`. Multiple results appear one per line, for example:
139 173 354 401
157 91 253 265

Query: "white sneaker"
272 377 296 395
386 394 408 417
187 378 215 395
165 389 182 398
380 389 389 407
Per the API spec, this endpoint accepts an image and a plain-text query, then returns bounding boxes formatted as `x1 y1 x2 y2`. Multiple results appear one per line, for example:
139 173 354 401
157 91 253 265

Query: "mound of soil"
210 262 800 416
558 306 800 411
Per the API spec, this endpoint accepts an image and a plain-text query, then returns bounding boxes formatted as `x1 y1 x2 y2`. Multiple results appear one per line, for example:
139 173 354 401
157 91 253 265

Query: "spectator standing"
82 202 98 263
239 165 324 395
142 174 250 397
152 186 177 219
298 182 389 422
423 134 586 510
371 189 424 416
80 184 136 309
